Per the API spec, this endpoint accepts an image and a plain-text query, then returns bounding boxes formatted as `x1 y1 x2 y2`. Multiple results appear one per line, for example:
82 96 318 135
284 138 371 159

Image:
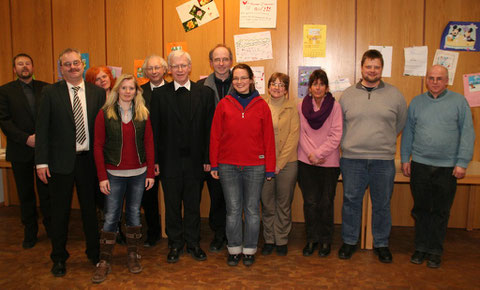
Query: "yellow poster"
303 24 327 58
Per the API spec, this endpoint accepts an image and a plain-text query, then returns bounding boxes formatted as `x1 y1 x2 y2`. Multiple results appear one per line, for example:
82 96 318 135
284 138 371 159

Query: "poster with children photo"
190 5 206 20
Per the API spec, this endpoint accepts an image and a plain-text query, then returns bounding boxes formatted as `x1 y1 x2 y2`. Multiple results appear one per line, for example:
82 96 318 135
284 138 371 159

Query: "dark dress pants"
204 172 226 240
410 161 457 255
49 153 99 263
11 159 51 240
298 161 340 244
141 175 161 240
161 173 202 249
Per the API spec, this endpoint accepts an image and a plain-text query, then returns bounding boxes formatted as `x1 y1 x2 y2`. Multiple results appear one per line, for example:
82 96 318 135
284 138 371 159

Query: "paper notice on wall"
433 49 459 85
403 46 428 76
369 45 392 77
463 73 480 107
330 78 351 93
303 25 327 58
251 66 265 95
239 0 277 28
176 0 219 32
234 31 273 62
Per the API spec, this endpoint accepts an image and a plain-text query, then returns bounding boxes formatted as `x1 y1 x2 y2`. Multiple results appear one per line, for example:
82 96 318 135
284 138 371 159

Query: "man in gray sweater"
338 49 407 263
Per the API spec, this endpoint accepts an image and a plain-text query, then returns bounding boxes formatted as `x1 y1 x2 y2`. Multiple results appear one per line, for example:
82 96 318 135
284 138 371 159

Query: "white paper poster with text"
239 0 277 28
234 31 273 62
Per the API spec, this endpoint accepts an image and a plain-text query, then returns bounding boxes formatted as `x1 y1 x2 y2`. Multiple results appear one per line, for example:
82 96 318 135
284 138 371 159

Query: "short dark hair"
308 69 329 88
268 72 290 91
361 49 384 67
232 63 255 93
13 53 33 67
209 44 233 61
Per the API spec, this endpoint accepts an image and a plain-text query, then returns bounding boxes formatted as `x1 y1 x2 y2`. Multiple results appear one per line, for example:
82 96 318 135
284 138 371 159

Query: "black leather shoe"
426 254 441 268
22 237 37 249
276 245 288 256
187 246 207 261
410 250 426 264
302 242 318 256
227 254 241 266
209 238 226 253
318 243 331 257
242 254 255 266
51 261 66 277
167 248 183 263
261 243 275 255
338 243 356 259
374 247 393 263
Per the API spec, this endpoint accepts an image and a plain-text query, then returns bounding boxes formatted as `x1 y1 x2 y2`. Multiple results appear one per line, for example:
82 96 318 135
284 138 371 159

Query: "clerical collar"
150 80 165 90
174 80 191 91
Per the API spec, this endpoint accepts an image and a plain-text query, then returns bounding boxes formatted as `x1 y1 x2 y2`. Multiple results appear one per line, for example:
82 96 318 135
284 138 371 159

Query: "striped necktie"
72 86 86 145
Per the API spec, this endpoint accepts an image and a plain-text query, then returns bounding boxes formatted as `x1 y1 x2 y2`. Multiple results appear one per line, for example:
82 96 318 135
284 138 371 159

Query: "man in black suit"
0 53 51 249
196 44 233 252
36 48 105 277
150 50 214 263
139 54 168 247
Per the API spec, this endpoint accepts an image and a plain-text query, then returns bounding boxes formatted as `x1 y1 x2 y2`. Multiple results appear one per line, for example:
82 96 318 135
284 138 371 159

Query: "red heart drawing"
242 1 247 5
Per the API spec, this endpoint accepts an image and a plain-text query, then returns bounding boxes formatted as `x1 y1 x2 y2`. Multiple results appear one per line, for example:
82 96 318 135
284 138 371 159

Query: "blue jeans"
340 158 395 247
219 164 265 255
103 171 146 232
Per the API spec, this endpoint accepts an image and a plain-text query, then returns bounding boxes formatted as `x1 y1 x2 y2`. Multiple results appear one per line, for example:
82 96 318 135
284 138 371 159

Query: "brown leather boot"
92 231 116 284
126 226 143 274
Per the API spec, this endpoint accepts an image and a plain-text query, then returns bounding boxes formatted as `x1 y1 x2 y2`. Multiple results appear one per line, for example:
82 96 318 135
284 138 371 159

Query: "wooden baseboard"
0 201 4 207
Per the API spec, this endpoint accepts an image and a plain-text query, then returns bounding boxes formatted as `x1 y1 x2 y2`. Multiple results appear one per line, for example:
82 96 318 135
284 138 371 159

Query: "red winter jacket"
210 94 276 174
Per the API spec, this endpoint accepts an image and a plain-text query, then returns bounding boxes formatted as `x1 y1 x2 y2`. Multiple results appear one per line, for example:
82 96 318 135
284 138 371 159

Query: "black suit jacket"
150 81 214 179
0 79 49 162
35 80 105 174
141 80 169 111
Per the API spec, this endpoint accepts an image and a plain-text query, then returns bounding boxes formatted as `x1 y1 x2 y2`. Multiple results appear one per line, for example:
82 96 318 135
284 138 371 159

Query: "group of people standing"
0 45 474 284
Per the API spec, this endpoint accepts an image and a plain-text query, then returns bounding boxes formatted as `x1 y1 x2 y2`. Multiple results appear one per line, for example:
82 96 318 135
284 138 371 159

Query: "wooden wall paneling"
224 0 289 95
51 0 106 80
424 0 480 164
163 0 225 82
390 183 414 226
0 0 12 85
11 0 54 83
105 0 164 75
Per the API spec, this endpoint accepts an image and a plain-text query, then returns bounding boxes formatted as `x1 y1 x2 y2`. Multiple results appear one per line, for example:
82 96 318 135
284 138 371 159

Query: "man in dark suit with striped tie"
36 48 106 277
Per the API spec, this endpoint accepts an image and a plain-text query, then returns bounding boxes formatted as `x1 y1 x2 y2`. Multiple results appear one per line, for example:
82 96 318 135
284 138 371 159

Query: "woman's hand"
145 178 155 190
154 164 160 176
99 180 111 195
308 153 325 165
211 170 219 179
266 177 273 181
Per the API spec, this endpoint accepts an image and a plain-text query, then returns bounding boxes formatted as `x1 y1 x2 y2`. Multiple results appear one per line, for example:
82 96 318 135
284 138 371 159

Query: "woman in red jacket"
92 74 155 283
210 64 275 267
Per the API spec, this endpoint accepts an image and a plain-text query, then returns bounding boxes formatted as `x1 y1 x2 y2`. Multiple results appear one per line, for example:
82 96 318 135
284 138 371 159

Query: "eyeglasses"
62 60 83 67
146 66 163 72
232 76 250 82
170 64 189 70
270 82 285 88
213 57 230 64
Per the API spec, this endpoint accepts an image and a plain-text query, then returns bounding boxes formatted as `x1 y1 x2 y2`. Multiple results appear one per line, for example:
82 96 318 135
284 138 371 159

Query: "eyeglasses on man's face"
146 66 163 72
62 60 82 68
170 64 189 70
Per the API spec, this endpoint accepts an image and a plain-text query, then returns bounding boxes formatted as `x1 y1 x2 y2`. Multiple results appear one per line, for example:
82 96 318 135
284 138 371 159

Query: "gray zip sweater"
339 81 407 160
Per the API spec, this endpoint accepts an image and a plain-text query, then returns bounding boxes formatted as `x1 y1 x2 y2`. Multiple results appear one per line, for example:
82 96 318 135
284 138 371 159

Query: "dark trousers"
410 161 457 256
161 175 202 249
297 161 339 244
11 159 51 241
48 153 99 263
141 175 161 240
204 172 226 240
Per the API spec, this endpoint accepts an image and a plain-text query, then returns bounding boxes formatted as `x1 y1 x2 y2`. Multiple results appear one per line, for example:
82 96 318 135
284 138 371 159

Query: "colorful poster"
107 66 122 79
167 42 189 53
303 25 326 58
251 66 265 95
81 53 90 79
369 45 393 77
433 49 459 85
463 73 480 107
298 66 321 98
176 0 219 32
133 59 149 86
234 31 273 62
239 0 277 29
440 21 479 51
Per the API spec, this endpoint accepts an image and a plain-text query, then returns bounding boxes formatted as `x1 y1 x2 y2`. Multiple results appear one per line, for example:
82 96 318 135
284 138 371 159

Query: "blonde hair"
103 74 149 121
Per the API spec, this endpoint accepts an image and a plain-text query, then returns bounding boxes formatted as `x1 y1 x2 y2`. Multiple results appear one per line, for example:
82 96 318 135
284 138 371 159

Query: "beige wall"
1 0 479 228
